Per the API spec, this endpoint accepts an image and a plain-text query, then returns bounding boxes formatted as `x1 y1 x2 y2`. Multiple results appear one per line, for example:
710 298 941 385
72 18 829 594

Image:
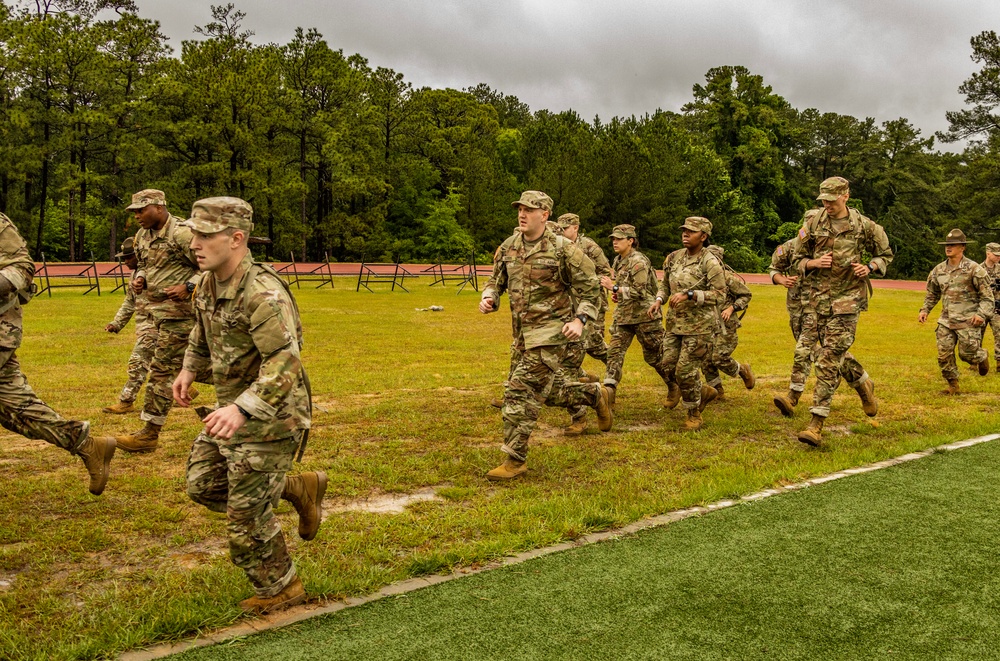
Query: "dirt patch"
327 486 446 515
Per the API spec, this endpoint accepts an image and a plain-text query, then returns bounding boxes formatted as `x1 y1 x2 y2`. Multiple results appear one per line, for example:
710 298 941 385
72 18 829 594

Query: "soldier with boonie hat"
979 241 1000 373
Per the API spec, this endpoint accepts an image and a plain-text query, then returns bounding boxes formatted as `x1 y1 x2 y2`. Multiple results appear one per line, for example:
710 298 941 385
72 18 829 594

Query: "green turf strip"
171 440 1000 660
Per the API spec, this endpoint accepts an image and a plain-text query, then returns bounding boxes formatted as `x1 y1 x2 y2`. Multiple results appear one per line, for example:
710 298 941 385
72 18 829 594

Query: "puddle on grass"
328 486 445 515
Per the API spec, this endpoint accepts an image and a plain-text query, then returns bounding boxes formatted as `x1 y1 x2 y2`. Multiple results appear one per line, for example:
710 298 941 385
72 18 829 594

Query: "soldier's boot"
773 390 801 418
739 363 756 390
698 385 718 413
486 458 527 481
604 385 616 409
663 382 681 409
854 379 878 417
75 431 116 496
115 422 161 454
282 471 328 541
239 577 306 614
102 401 134 414
797 414 825 447
682 408 703 431
978 357 990 376
578 371 600 383
490 397 504 409
941 379 960 395
594 385 613 432
714 383 725 401
565 414 588 436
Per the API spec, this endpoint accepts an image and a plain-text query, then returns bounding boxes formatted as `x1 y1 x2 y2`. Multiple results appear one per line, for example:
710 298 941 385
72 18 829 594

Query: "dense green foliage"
1 1 999 275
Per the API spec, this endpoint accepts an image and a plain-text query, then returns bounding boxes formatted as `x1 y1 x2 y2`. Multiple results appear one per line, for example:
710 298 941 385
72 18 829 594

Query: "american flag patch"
776 246 784 256
798 228 807 239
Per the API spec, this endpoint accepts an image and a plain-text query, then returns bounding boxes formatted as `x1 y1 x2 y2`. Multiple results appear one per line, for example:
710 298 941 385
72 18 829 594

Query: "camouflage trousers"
604 319 671 387
0 350 87 453
583 311 609 364
980 314 1000 363
141 312 195 426
187 434 299 598
502 345 601 461
659 333 712 410
795 312 868 418
703 325 740 387
119 321 157 404
788 306 820 390
937 325 986 381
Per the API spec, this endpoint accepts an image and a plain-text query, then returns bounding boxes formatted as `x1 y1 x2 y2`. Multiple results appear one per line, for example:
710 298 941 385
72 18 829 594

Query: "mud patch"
328 486 446 515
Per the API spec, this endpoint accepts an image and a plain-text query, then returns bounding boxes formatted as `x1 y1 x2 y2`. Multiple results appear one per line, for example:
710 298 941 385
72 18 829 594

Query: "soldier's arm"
731 275 752 311
481 241 510 308
974 267 995 319
134 232 148 282
769 243 793 283
181 305 212 376
174 225 202 288
617 259 647 301
919 268 941 314
655 256 671 302
697 256 727 306
790 224 816 276
565 242 600 321
0 222 35 294
109 288 136 331
586 241 614 279
865 221 893 275
235 287 303 420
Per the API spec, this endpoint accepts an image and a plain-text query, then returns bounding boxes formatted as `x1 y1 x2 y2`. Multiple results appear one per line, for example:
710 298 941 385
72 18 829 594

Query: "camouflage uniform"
108 268 157 404
183 198 310 600
702 261 751 389
921 255 993 381
574 233 612 364
978 248 1000 364
482 225 604 462
0 213 89 453
656 246 726 409
790 206 893 417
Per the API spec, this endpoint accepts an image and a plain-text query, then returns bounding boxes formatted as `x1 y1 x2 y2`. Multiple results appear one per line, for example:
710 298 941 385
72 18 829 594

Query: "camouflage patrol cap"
986 242 1000 254
126 189 166 210
557 213 580 229
115 237 135 259
707 244 724 260
609 224 637 239
680 216 713 236
183 196 254 234
938 228 969 245
816 177 850 201
545 220 562 234
511 190 554 212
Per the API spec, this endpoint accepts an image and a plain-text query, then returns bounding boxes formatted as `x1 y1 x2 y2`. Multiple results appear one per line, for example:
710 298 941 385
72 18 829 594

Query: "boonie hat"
511 191 553 212
115 237 135 259
126 189 166 210
816 177 850 202
183 196 254 234
938 228 970 245
680 216 713 236
557 213 580 228
986 242 1000 254
609 224 636 239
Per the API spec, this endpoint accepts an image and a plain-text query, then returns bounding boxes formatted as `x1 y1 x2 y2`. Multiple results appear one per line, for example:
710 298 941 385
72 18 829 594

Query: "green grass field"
0 278 997 660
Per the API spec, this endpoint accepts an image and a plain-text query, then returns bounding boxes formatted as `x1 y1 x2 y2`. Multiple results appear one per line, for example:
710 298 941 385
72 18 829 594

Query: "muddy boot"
102 401 134 414
115 422 161 454
565 415 588 435
739 363 756 390
240 576 307 614
698 385 718 413
713 383 725 401
594 385 613 432
979 357 990 376
282 471 328 541
683 408 703 431
773 390 801 418
663 382 681 409
854 379 878 417
797 414 825 447
942 379 960 395
75 427 116 496
486 458 527 481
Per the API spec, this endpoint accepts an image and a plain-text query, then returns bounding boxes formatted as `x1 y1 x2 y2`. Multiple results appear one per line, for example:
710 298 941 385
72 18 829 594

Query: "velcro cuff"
235 389 277 420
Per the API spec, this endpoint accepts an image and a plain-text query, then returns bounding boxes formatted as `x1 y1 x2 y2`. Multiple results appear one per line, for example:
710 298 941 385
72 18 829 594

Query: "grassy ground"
0 278 997 660
169 435 1000 661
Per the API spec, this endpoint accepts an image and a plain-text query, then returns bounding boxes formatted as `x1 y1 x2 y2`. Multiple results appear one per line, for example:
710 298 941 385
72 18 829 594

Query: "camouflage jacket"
719 269 752 332
656 247 726 336
611 248 660 325
483 227 600 350
0 214 35 350
576 234 612 313
979 259 1000 309
183 253 310 443
108 270 149 332
920 257 994 329
769 237 804 309
134 214 199 318
791 208 893 315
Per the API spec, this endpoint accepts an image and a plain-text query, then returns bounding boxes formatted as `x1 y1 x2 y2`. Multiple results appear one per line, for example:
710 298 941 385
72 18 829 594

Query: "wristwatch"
612 284 619 293
185 281 196 294
576 313 588 325
867 262 877 274
686 290 694 300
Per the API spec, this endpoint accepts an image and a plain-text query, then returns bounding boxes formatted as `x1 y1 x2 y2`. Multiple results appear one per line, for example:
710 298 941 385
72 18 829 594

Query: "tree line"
1 0 998 277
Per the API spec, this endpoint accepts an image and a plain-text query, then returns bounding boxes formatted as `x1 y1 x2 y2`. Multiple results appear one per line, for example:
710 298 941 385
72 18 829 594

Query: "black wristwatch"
576 313 589 325
686 290 694 300
867 262 877 274
185 281 196 294
235 404 251 419
612 284 619 293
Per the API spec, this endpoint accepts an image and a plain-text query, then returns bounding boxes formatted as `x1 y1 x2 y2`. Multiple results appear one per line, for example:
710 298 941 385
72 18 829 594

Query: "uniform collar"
211 253 255 301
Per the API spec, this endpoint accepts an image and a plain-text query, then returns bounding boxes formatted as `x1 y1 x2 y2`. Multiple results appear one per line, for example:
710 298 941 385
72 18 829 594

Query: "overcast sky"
135 0 998 150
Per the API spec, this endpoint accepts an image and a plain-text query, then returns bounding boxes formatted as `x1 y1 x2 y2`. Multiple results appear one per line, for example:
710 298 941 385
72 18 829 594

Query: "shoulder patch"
798 228 807 239
776 246 783 256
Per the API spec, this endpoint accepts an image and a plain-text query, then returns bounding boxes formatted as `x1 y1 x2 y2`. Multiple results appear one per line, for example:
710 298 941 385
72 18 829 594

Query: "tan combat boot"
978 357 990 376
942 379 960 395
486 458 527 481
102 401 134 414
594 385 613 431
714 383 725 401
565 415 588 435
663 382 681 409
282 471 328 541
115 422 161 454
773 390 801 418
490 397 504 409
240 576 307 614
698 385 718 413
854 379 878 417
683 408 703 431
797 414 825 447
76 429 116 496
605 384 616 408
739 363 756 390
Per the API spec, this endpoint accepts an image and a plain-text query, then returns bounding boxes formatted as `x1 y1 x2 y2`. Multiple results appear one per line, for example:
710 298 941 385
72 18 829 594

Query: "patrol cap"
938 228 969 245
545 220 562 234
557 213 580 228
126 189 166 210
183 196 254 234
609 224 637 239
986 242 1000 254
511 190 553 212
115 237 135 259
707 244 724 260
816 176 850 201
680 216 713 236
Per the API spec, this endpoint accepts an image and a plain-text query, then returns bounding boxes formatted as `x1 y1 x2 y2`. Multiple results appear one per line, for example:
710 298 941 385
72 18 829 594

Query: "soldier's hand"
132 276 145 293
562 318 584 340
809 254 834 270
172 369 197 407
647 300 662 319
600 276 615 290
774 274 798 289
851 262 871 278
105 324 118 333
164 284 190 301
917 310 928 324
668 292 688 307
971 314 986 327
203 404 247 440
721 306 734 322
479 297 498 314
